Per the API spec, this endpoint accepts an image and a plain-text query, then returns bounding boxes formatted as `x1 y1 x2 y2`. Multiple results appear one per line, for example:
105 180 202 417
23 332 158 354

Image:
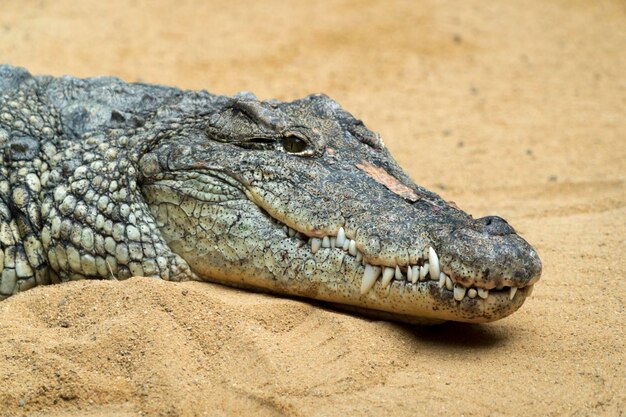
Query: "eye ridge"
281 133 308 153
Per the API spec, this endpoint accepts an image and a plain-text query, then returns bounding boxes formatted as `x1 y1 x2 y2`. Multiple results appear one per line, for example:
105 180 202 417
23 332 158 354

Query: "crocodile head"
138 94 542 324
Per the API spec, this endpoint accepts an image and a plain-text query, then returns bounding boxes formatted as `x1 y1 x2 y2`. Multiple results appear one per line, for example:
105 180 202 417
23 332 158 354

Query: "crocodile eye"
281 134 307 153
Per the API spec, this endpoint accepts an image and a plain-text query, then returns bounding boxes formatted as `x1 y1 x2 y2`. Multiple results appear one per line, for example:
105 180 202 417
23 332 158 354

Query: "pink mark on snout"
355 161 419 202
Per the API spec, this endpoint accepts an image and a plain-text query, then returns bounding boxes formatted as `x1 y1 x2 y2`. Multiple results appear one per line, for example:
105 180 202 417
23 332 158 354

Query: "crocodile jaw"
189 227 535 324
143 173 539 324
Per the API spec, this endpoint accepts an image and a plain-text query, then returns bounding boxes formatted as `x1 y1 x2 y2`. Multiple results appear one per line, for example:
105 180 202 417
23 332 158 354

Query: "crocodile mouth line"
272 221 533 304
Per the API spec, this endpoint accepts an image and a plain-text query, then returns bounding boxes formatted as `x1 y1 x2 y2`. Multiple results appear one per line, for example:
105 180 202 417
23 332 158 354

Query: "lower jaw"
189 256 532 324
314 278 531 324
172 212 532 324
355 280 533 323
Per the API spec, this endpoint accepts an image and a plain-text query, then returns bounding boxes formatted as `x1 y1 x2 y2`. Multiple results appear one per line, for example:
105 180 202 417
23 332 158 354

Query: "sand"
0 0 624 416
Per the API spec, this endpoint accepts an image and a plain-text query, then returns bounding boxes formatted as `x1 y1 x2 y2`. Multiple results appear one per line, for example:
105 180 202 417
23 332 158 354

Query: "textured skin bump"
0 66 541 323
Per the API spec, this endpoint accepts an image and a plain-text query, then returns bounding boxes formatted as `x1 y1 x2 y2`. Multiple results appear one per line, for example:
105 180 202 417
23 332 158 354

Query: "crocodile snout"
475 215 515 236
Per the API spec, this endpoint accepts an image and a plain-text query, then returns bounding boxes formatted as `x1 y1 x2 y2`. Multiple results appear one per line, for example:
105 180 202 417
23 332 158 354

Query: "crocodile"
0 65 541 324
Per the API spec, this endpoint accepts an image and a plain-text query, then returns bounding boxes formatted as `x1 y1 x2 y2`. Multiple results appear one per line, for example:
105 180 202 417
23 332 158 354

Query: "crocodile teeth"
360 264 381 294
288 227 297 237
527 284 534 297
428 247 440 280
419 264 427 281
336 227 346 247
381 267 394 288
298 230 521 302
453 284 467 301
395 266 403 280
438 272 446 288
348 240 357 256
311 238 321 254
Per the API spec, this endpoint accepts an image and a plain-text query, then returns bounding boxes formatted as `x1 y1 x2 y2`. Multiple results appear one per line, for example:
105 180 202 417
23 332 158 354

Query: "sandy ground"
1 0 625 416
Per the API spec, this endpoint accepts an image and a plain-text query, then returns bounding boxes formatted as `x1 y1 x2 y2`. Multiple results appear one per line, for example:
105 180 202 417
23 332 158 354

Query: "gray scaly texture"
0 66 541 323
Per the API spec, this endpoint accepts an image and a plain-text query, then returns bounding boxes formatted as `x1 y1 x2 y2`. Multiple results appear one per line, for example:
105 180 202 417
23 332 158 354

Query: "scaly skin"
0 66 541 324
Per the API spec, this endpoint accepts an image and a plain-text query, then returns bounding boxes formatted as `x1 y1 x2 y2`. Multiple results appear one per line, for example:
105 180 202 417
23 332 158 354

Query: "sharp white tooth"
527 284 534 297
322 236 331 248
355 252 362 263
428 247 440 280
330 237 336 248
468 288 477 299
382 267 394 288
395 266 403 280
342 239 350 251
411 266 419 284
438 272 446 288
336 227 346 247
509 286 518 300
348 240 357 256
288 228 296 237
360 264 381 294
418 265 425 281
454 284 467 301
311 238 321 254
445 275 453 291
407 265 413 283
421 263 430 280
477 288 488 299
282 226 288 233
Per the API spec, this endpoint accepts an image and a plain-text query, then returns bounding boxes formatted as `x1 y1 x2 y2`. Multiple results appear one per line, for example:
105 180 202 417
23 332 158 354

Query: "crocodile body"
0 66 541 324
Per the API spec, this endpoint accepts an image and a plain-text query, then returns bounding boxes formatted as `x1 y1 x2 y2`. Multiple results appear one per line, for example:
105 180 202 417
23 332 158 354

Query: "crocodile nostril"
477 216 515 236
